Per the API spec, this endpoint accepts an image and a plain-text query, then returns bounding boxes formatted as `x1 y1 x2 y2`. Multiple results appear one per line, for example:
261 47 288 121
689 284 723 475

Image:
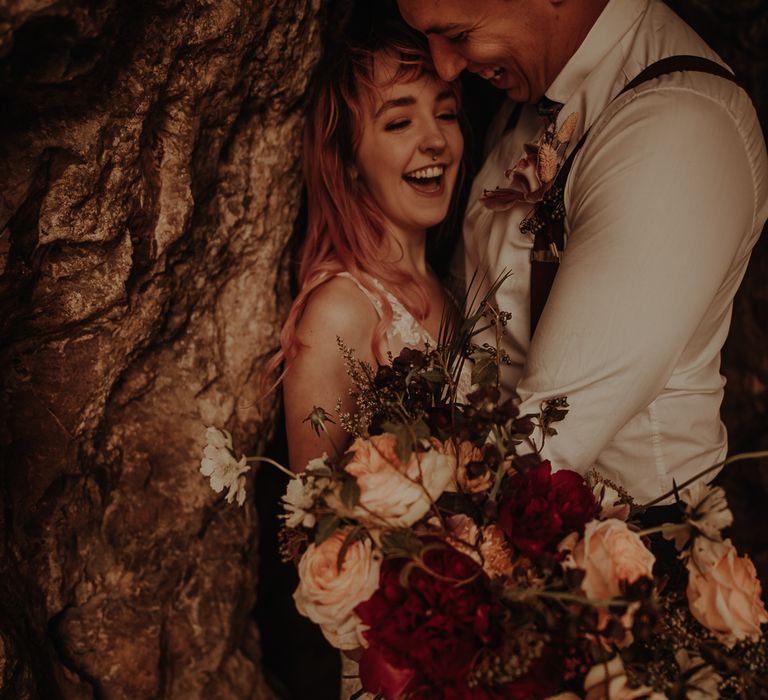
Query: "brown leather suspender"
528 55 740 338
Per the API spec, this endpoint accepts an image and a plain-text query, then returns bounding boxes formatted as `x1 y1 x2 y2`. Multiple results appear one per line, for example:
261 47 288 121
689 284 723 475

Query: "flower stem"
641 450 768 509
245 455 295 479
635 523 687 538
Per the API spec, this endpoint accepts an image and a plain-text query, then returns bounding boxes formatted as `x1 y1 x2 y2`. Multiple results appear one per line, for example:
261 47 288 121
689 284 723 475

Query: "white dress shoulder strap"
334 272 432 347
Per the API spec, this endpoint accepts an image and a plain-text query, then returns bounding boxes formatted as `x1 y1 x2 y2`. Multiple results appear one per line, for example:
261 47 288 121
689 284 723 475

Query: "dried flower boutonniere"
481 111 579 212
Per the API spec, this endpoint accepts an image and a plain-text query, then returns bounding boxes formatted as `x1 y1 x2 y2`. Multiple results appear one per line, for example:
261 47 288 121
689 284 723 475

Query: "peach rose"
561 519 655 600
341 434 456 527
686 538 768 647
294 527 381 649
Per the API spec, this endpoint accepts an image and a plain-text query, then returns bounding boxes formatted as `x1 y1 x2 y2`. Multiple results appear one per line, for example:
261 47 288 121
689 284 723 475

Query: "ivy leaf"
380 529 423 559
314 514 342 545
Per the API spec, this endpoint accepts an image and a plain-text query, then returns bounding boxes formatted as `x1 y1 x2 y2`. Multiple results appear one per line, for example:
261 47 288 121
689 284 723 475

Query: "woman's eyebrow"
435 90 455 102
374 96 416 118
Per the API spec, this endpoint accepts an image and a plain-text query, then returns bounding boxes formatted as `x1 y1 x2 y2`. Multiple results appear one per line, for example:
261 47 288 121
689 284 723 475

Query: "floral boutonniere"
481 111 579 212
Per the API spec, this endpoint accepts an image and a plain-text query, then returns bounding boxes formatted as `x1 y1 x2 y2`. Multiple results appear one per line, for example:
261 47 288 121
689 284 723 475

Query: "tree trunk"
0 0 326 697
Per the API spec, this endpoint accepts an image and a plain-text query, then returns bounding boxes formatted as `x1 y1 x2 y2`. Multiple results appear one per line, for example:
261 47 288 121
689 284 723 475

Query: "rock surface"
0 0 326 697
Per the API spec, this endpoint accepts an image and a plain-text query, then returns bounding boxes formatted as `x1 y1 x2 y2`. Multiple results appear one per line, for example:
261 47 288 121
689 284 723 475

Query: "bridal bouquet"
202 279 768 699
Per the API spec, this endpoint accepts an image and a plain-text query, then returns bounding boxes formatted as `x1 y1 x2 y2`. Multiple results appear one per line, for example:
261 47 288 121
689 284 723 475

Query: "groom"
397 0 768 504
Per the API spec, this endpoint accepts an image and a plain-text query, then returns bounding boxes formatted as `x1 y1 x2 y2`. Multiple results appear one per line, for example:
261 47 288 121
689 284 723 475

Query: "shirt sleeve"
515 85 756 471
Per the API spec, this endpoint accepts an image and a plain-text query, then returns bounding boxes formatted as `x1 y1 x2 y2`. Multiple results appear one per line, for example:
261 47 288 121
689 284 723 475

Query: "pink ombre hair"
264 25 465 389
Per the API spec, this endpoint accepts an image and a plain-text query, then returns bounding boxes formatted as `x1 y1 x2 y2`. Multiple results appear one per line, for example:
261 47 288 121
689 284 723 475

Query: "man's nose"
427 35 467 82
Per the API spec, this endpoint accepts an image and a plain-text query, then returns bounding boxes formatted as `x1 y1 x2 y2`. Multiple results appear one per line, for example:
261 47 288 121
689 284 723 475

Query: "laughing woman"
268 26 466 474
262 25 467 698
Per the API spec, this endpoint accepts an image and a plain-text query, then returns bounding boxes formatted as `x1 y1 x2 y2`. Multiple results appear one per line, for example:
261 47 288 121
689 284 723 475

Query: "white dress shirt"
462 0 768 502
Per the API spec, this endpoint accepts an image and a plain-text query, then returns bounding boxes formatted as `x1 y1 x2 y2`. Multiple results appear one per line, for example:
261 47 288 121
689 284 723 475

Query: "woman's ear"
348 164 361 182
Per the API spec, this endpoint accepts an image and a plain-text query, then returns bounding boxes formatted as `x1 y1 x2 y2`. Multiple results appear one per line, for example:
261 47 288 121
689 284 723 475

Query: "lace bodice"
336 272 473 402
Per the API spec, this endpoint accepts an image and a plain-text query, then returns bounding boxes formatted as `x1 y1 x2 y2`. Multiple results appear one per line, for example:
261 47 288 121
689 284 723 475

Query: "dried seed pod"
537 142 558 183
556 111 579 144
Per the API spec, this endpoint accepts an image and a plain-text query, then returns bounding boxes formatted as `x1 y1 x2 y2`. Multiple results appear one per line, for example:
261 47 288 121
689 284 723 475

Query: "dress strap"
335 271 384 319
334 272 434 348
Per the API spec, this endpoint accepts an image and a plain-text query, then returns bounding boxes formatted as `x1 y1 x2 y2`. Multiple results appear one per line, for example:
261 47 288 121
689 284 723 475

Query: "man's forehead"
397 0 475 31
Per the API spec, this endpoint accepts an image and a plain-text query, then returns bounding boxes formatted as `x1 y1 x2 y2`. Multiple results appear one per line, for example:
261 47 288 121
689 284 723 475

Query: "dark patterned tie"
535 95 564 122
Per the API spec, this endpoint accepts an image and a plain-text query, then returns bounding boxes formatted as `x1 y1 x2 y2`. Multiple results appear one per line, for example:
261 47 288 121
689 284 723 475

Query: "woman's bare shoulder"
296 275 379 352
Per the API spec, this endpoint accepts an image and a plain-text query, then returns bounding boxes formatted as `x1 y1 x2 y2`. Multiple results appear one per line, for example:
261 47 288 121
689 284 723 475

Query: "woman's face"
354 53 464 240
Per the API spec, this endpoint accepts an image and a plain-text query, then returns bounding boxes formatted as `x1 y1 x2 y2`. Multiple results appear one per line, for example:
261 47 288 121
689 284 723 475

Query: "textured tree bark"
0 0 326 697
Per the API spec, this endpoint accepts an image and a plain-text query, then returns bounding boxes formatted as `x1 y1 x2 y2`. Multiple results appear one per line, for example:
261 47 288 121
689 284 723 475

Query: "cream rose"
686 538 768 647
561 519 655 600
294 528 381 650
341 434 456 527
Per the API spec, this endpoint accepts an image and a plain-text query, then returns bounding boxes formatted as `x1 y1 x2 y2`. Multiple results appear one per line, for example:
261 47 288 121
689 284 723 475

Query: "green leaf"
420 369 446 384
471 354 497 386
314 514 342 545
337 525 366 571
305 465 332 478
340 477 361 509
380 529 423 559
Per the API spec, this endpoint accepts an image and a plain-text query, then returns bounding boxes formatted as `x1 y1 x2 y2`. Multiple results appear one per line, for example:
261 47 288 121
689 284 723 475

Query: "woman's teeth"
404 165 445 180
403 165 445 193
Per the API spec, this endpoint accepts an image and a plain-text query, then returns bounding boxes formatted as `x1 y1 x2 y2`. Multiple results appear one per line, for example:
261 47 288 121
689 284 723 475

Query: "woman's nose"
427 35 467 82
419 122 448 156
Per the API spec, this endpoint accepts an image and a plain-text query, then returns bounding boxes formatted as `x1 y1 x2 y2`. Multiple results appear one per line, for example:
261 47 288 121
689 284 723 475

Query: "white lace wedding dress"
336 272 473 699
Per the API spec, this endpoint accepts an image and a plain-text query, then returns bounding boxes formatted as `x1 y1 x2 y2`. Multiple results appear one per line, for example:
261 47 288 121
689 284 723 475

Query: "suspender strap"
529 55 739 338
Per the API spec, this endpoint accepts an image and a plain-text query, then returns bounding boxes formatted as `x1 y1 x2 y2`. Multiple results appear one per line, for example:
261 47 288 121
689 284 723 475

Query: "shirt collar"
545 0 648 105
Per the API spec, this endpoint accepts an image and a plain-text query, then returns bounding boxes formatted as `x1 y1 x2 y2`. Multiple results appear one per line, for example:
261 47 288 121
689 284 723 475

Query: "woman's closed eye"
437 112 458 123
384 118 410 132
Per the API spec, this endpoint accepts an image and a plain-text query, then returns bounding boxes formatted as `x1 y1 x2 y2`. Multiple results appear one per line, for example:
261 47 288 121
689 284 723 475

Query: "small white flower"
682 482 733 541
675 650 721 700
281 455 330 528
665 482 733 555
200 426 250 506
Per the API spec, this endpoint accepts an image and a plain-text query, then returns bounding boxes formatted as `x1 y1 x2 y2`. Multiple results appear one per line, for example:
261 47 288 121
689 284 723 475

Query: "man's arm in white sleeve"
516 87 757 470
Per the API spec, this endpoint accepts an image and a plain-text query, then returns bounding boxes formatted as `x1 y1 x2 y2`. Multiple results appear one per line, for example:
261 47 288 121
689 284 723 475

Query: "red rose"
356 541 499 699
498 461 598 558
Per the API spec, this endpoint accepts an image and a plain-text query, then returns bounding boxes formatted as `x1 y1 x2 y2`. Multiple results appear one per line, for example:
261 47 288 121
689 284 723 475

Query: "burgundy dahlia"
355 542 499 699
498 460 598 558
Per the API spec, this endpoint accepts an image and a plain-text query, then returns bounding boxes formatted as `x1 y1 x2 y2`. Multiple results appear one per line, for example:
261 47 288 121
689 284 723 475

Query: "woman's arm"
283 277 380 472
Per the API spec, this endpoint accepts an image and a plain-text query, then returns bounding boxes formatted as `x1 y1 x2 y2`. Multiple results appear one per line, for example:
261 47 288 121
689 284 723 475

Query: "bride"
270 25 466 473
263 23 467 699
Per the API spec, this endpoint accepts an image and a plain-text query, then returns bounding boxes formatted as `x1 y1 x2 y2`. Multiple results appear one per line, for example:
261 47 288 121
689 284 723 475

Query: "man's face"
396 0 559 103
